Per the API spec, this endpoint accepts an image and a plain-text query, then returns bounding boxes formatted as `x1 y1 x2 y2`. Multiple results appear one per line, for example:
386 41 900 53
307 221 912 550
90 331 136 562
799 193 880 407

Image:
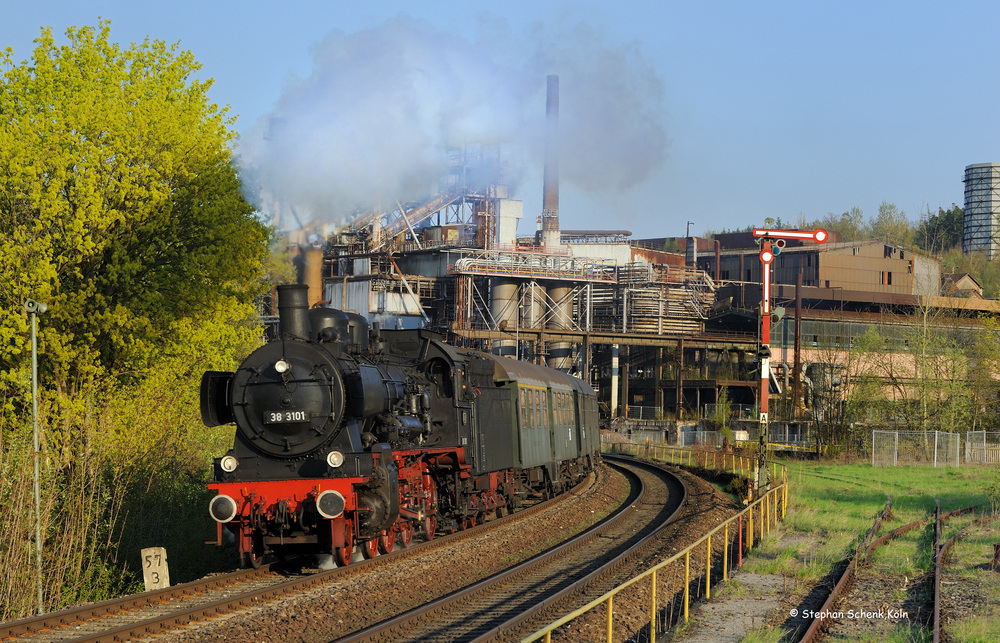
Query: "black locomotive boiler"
202 284 601 566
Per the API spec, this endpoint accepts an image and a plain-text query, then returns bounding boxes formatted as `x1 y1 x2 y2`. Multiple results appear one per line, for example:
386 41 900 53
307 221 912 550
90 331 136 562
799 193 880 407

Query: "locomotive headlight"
220 455 239 472
326 450 345 468
274 359 291 374
209 494 239 523
315 490 346 519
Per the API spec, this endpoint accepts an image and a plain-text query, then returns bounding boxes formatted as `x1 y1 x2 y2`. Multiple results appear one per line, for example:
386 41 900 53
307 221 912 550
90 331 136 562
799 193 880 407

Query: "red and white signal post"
751 227 828 485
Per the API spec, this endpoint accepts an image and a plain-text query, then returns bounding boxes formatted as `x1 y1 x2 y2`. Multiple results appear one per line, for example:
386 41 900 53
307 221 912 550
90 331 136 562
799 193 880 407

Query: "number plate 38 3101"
264 410 308 424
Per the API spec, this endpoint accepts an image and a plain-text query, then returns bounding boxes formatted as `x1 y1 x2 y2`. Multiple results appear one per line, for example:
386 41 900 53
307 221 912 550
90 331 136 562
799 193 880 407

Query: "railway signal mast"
752 226 828 487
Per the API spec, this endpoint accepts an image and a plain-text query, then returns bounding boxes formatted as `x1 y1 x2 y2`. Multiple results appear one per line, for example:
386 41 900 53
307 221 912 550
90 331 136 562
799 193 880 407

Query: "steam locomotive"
201 284 600 566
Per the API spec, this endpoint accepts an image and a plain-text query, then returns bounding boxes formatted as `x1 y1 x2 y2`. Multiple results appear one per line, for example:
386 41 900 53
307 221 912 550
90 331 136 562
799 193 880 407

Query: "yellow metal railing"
523 442 788 643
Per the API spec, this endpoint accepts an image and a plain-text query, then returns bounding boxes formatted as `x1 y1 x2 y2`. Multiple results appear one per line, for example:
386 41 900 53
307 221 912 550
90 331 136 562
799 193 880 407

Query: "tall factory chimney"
540 75 560 249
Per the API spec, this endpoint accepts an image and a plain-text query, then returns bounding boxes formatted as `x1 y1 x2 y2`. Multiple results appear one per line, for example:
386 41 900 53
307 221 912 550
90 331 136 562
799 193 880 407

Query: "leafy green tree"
941 248 1000 299
817 207 866 242
867 201 913 246
0 22 269 615
968 315 1000 430
0 21 269 417
915 204 963 255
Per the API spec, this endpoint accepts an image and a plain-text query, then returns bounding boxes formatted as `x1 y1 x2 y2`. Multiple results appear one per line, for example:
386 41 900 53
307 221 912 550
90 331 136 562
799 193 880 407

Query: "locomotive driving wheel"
361 538 379 559
334 544 353 567
378 526 397 554
242 534 265 569
398 521 414 548
243 545 264 569
422 516 437 541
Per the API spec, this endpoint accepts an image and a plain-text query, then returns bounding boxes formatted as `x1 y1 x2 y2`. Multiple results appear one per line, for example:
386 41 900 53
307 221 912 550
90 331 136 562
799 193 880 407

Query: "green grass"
739 460 999 641
741 625 785 642
938 517 1000 642
852 624 931 642
746 461 998 580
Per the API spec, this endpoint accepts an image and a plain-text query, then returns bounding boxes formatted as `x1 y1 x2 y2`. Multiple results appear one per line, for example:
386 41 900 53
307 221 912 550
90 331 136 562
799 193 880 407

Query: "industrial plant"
284 77 1000 444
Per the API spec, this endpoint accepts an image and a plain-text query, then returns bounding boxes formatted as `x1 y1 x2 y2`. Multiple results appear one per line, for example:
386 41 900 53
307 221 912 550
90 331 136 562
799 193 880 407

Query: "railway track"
0 471 596 643
338 455 686 643
798 499 983 642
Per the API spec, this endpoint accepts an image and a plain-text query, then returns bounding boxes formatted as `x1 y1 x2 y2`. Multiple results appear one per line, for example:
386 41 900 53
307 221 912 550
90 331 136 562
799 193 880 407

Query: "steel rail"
863 504 978 561
0 473 595 642
337 456 685 643
799 498 893 643
799 501 980 643
933 508 986 643
476 455 689 642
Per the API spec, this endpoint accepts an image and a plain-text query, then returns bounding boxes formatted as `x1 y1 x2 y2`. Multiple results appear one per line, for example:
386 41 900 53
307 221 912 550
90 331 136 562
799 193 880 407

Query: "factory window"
853 247 860 255
721 270 730 280
746 269 752 281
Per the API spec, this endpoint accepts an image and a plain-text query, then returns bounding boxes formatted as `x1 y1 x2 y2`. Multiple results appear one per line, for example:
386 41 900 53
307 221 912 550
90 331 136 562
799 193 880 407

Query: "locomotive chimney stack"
277 284 311 340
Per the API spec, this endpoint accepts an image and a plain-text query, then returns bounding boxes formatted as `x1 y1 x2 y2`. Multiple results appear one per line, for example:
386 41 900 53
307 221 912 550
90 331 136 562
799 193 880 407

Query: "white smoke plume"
239 14 667 227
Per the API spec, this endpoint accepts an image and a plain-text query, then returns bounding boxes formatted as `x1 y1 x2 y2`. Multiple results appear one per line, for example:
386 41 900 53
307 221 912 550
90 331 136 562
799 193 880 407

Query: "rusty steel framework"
316 133 766 422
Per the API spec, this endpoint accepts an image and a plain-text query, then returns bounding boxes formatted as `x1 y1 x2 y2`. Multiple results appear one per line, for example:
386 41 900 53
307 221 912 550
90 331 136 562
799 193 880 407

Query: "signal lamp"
326 450 345 468
275 360 291 374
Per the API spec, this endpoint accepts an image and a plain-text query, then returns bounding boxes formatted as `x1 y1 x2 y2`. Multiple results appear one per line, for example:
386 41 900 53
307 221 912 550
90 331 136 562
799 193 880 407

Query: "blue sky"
3 1 998 239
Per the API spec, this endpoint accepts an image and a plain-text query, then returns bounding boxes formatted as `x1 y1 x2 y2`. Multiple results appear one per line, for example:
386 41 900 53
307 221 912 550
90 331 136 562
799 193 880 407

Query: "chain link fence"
871 430 960 467
964 431 1000 464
